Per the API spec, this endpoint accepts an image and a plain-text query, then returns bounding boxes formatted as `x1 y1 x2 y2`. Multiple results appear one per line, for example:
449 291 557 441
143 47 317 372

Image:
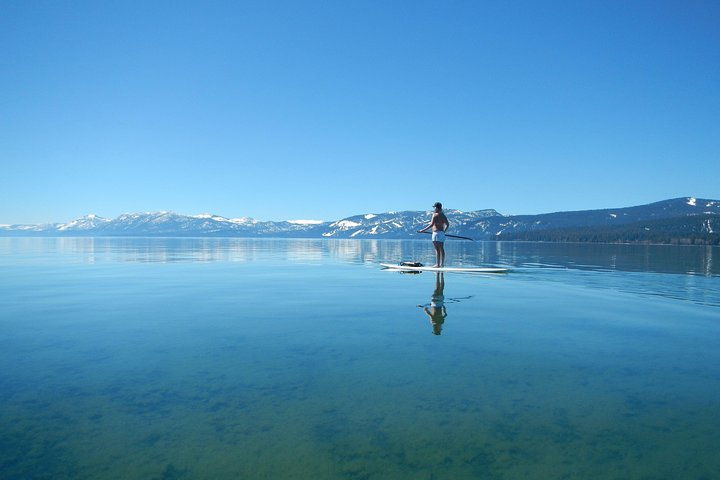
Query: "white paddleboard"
380 263 509 273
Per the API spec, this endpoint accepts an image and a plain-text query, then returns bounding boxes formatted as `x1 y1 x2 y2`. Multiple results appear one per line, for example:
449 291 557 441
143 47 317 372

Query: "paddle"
418 231 475 241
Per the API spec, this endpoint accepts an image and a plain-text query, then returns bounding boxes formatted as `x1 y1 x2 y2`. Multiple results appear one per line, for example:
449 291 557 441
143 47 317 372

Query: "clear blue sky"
1 0 718 224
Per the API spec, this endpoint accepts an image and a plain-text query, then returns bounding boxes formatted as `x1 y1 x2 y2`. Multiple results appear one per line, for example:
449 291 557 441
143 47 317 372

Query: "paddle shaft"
419 231 474 241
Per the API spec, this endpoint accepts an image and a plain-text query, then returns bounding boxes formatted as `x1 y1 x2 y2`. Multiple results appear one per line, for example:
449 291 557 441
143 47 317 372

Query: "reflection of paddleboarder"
420 272 446 335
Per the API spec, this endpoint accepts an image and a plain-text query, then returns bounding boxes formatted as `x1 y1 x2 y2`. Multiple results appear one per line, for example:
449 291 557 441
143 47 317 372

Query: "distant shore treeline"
497 214 720 245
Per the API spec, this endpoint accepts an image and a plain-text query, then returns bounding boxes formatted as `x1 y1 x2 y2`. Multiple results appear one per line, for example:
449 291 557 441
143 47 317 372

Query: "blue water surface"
1 238 719 479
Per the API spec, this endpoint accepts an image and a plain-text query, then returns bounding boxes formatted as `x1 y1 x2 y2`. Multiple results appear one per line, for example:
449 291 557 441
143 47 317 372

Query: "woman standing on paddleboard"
417 202 450 267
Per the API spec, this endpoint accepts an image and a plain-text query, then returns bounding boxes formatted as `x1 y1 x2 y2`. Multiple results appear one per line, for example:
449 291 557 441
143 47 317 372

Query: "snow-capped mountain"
13 211 324 237
56 214 110 231
1 198 718 242
321 209 501 238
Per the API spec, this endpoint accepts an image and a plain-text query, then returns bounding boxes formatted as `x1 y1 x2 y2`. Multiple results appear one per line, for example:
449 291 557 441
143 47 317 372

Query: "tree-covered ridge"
497 214 720 245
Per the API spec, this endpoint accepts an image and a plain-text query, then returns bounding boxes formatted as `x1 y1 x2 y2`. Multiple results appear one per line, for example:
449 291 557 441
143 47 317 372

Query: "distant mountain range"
2 197 719 245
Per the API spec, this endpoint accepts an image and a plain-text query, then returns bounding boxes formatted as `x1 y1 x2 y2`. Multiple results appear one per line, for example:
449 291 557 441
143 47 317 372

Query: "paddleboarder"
417 202 450 268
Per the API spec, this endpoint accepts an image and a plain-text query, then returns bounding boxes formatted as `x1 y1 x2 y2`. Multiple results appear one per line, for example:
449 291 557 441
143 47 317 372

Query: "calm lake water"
1 238 719 479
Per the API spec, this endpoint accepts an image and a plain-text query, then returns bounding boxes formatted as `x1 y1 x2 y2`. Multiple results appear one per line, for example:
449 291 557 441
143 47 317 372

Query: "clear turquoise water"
1 238 719 479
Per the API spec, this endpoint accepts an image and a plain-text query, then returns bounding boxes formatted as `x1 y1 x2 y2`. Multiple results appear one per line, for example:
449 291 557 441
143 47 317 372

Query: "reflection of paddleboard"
380 263 509 273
